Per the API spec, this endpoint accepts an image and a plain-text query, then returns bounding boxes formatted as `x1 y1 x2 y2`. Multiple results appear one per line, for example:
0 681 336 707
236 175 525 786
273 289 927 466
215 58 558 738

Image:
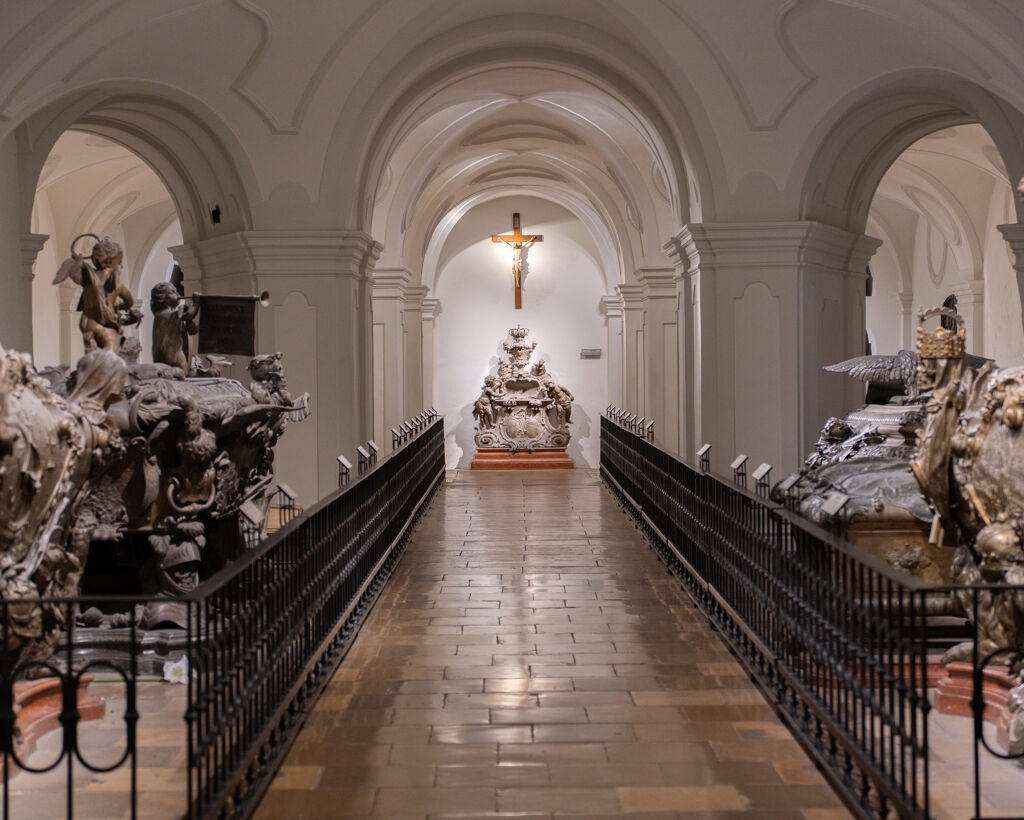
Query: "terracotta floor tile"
490 707 589 724
254 786 377 817
434 763 550 787
248 471 851 819
374 786 496 814
616 784 749 812
389 743 498 766
498 742 609 764
497 786 622 814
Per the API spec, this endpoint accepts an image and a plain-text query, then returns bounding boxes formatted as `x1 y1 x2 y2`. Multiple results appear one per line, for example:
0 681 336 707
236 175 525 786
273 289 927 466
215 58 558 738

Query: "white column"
668 222 880 475
664 240 696 459
421 298 441 411
600 294 623 408
636 268 679 454
170 230 380 504
371 269 409 446
21 232 48 357
950 279 985 355
998 223 1024 347
897 291 915 351
403 285 428 419
617 284 645 416
666 229 717 461
58 281 84 365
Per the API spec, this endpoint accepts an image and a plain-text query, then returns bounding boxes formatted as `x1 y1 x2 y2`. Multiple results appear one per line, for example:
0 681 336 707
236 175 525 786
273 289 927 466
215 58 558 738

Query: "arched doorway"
30 129 182 366
865 124 1019 364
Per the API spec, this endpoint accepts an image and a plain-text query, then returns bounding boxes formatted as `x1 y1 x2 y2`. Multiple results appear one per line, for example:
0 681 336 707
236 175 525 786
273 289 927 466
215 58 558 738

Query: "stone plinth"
4 675 105 780
471 447 574 470
936 661 1013 750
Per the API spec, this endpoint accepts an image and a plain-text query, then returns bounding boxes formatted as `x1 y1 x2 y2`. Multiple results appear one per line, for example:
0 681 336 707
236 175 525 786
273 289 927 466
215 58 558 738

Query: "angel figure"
151 282 200 371
547 381 574 425
53 234 142 352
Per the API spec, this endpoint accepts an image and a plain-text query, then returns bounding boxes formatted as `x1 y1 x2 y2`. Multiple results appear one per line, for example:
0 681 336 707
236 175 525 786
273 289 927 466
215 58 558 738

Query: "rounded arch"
421 185 622 295
319 18 717 234
13 81 260 243
795 69 1024 234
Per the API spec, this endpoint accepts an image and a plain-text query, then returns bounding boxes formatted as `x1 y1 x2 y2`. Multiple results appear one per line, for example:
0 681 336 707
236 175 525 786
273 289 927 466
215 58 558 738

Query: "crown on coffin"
509 325 529 341
916 307 965 360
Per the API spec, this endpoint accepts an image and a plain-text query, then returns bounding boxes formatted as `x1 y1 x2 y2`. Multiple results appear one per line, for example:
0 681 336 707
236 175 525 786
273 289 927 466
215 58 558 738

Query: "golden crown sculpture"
917 307 965 360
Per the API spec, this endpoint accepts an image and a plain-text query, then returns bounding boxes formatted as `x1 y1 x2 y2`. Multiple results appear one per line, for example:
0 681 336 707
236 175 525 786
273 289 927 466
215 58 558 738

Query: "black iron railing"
600 413 1022 820
185 416 444 818
0 417 444 820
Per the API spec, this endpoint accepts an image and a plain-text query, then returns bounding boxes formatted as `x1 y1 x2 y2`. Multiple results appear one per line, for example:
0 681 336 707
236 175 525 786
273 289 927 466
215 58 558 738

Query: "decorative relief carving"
473 326 572 453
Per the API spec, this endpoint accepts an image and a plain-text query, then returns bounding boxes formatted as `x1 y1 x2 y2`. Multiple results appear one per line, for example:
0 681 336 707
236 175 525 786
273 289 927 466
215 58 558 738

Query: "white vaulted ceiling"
366 67 682 288
3 1 1024 266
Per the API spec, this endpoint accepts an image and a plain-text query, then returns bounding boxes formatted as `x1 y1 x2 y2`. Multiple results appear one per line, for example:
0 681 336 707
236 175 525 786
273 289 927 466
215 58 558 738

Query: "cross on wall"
491 213 543 309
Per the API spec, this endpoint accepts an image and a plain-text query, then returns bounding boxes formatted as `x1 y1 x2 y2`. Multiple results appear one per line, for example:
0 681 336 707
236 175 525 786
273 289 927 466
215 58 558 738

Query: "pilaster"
58 281 84 365
636 268 679 454
616 283 645 415
18 233 48 353
371 268 411 446
421 298 441 412
600 294 623 408
998 224 1024 347
949 279 985 355
169 230 381 504
403 285 428 419
668 221 880 474
897 291 915 350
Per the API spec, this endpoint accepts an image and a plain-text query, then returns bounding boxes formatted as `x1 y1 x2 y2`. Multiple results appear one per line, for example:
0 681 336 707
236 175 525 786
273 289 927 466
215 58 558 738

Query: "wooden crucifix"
491 213 543 309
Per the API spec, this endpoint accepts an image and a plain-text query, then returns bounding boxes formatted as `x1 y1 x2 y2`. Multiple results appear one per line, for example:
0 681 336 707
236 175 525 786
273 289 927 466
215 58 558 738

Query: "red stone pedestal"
3 675 105 780
935 661 1014 749
471 447 574 470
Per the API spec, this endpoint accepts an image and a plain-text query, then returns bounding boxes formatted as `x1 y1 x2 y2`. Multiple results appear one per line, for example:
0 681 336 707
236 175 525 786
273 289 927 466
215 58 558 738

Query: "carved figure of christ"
491 213 543 309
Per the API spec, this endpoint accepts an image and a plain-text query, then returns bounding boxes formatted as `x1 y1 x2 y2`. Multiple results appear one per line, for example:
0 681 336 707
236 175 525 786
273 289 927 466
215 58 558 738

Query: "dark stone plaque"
197 295 258 356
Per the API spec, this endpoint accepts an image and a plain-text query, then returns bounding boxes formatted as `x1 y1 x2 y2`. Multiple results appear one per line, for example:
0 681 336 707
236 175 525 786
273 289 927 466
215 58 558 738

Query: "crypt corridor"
255 470 848 819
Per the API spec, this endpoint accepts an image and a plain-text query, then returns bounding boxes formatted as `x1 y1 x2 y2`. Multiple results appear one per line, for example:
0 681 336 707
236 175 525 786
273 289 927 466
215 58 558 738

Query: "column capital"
949 279 985 304
600 294 623 318
667 221 880 274
422 298 442 321
616 283 645 306
21 232 48 280
171 229 383 286
999 223 1024 267
371 267 411 299
403 285 429 311
635 267 676 298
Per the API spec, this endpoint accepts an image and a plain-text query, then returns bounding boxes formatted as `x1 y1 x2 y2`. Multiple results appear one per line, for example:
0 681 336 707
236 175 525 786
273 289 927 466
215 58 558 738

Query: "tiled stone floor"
255 470 852 819
8 469 1020 818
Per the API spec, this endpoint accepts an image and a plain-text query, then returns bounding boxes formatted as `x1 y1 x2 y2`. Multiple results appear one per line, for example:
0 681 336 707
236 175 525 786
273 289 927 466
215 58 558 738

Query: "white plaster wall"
433 197 608 468
864 243 901 355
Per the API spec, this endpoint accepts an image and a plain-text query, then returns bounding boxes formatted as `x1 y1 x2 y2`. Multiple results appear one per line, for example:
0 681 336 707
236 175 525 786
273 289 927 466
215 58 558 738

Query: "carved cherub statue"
249 352 293 405
151 282 200 371
53 234 142 352
473 392 494 429
546 380 574 425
